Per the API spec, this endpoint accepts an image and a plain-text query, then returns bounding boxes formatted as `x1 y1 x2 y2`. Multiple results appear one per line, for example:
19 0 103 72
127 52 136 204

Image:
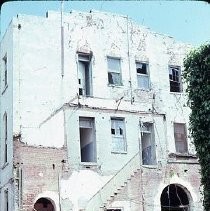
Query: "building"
0 10 203 211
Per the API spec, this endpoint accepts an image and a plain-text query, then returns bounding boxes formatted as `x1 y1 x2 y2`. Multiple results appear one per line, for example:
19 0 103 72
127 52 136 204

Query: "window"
136 62 150 89
79 117 96 162
140 122 156 165
107 57 122 85
3 54 7 87
111 118 126 152
169 66 182 92
78 53 92 96
4 189 9 211
3 113 8 163
174 123 188 153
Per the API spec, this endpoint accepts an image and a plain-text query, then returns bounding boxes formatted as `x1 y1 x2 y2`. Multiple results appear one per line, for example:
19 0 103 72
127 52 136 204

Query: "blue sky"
1 1 210 46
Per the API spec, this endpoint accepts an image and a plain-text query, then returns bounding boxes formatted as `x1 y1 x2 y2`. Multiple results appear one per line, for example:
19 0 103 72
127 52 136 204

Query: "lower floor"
0 140 203 211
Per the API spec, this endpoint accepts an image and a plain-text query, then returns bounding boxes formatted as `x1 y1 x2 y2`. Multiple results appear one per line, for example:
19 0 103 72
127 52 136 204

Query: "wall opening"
161 184 190 211
78 53 92 96
136 61 150 89
111 117 126 152
140 122 156 165
34 198 55 211
169 66 182 92
174 123 188 153
79 117 96 162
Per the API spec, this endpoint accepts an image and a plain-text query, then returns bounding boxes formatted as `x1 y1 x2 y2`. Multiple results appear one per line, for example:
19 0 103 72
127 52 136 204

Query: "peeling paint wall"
0 9 202 211
0 20 15 211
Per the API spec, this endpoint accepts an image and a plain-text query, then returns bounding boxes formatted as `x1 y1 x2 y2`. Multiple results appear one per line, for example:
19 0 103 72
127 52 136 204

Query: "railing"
85 151 141 211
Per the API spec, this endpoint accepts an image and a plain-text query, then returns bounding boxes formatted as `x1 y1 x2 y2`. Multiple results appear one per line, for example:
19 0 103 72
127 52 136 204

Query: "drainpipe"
126 16 134 104
61 0 64 77
58 173 62 211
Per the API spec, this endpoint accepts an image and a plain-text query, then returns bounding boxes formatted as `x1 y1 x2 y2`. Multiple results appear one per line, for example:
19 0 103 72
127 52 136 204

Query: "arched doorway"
34 197 55 211
160 184 190 211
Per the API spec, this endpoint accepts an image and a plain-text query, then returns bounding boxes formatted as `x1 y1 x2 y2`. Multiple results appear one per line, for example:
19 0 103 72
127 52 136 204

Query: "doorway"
161 184 190 211
34 198 55 211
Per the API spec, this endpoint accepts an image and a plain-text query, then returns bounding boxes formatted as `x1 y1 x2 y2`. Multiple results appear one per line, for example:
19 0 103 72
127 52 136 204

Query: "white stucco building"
0 10 203 211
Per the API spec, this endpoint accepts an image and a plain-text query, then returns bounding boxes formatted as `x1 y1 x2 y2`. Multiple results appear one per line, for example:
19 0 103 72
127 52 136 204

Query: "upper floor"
0 10 192 148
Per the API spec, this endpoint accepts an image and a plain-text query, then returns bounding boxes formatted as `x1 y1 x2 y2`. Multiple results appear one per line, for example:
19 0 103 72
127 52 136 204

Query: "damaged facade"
0 10 203 211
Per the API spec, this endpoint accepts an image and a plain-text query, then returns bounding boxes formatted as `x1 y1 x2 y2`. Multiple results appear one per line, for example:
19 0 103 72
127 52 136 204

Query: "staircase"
85 152 141 211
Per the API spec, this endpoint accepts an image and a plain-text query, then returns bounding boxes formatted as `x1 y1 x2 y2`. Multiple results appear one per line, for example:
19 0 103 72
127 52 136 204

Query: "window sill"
111 151 127 154
142 164 158 169
168 152 197 159
1 162 9 170
168 153 199 164
108 84 123 88
1 84 8 95
80 162 97 166
135 88 151 92
80 162 98 170
169 91 184 95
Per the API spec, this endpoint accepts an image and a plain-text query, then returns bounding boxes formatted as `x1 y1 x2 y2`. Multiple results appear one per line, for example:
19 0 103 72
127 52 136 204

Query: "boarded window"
140 122 156 165
174 123 188 153
107 57 122 85
79 117 96 162
111 118 126 152
136 62 149 89
169 66 182 92
78 53 92 96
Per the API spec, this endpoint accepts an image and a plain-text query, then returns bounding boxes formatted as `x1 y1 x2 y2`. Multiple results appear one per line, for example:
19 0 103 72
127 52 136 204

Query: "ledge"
167 153 199 164
111 151 127 154
80 162 98 170
168 152 197 159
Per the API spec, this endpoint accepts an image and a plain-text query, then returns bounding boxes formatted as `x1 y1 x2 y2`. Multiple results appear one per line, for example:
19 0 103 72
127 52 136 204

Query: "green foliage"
183 44 210 211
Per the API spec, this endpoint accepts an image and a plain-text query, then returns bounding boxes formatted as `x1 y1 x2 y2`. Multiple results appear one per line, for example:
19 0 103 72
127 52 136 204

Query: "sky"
1 1 210 46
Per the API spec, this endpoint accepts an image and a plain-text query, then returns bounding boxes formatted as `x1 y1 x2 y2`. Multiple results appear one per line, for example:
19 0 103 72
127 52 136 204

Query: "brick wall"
109 162 202 211
13 138 68 211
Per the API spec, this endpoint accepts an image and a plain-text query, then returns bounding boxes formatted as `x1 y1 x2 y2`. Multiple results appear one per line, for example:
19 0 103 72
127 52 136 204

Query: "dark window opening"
169 66 182 92
78 54 92 96
79 117 96 162
136 62 147 74
111 128 115 135
4 190 9 211
34 198 54 211
161 184 189 211
136 62 149 89
140 122 156 165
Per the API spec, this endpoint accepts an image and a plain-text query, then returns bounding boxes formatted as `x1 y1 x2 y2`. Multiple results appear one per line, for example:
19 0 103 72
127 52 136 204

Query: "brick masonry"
13 138 68 211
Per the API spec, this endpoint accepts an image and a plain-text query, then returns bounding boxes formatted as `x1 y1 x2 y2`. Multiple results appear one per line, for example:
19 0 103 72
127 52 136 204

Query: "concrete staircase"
85 152 141 211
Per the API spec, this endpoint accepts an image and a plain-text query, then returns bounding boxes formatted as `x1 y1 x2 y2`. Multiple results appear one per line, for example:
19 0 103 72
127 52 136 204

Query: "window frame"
174 123 188 154
3 112 8 164
140 122 156 165
107 56 122 86
136 61 150 90
79 117 97 163
111 117 127 153
4 189 9 211
77 52 93 97
3 54 8 89
169 65 182 93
